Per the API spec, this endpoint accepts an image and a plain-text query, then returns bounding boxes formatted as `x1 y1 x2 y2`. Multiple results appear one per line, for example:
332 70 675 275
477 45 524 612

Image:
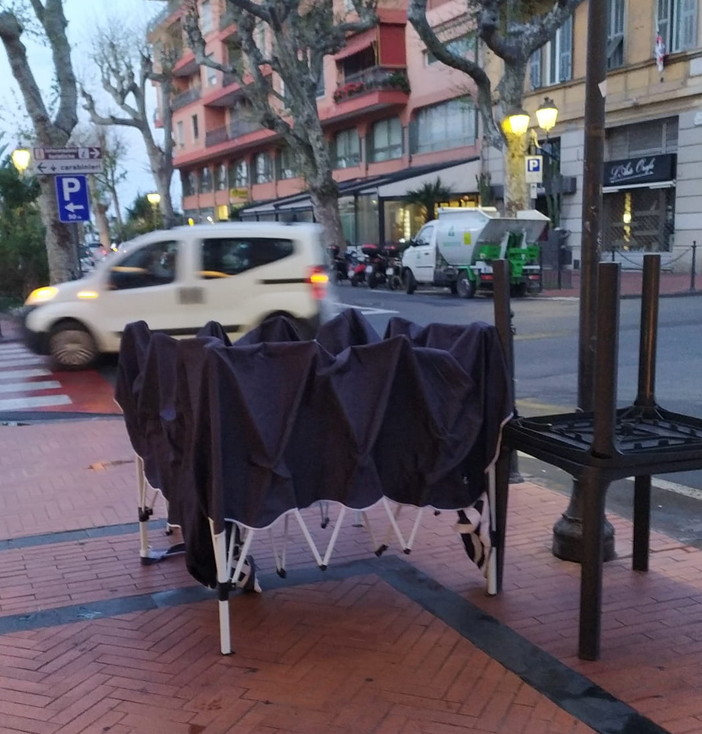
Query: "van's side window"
199 237 294 279
108 242 178 290
414 225 434 246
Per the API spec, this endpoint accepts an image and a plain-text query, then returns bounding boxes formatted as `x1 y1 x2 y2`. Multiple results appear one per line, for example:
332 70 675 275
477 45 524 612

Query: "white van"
22 222 336 369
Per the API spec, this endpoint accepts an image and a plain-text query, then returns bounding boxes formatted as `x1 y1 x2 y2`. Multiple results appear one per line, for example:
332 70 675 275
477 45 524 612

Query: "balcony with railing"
172 86 202 111
204 117 266 148
324 67 410 124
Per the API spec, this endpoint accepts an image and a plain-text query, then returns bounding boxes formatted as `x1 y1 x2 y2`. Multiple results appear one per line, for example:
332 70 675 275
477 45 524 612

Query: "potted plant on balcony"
333 81 366 103
385 70 410 94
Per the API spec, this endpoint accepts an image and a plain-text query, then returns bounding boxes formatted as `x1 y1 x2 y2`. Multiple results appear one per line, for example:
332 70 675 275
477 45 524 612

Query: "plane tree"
407 0 584 215
0 0 79 283
184 0 378 248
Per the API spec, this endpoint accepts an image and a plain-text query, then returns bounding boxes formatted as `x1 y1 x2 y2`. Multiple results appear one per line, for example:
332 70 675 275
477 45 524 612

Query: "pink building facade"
149 0 485 246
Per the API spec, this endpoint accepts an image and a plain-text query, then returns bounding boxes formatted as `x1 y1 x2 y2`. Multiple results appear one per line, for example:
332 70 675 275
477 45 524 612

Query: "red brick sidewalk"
0 417 700 732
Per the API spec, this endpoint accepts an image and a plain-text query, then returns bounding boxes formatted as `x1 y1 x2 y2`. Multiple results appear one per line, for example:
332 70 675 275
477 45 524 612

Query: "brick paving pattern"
0 419 699 732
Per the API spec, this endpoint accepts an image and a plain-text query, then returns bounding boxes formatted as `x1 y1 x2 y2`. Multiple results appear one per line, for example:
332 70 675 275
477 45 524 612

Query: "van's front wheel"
48 321 98 370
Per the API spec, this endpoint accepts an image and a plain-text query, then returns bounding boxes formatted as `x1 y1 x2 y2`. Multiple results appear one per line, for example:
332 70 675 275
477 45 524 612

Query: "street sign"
32 146 102 175
525 155 543 184
55 175 91 223
34 146 102 161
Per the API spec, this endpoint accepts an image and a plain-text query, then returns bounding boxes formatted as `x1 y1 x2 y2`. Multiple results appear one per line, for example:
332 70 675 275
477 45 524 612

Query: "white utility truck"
401 208 549 298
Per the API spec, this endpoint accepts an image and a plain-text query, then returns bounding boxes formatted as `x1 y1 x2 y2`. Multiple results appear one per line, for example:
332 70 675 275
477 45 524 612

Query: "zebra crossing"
0 343 72 411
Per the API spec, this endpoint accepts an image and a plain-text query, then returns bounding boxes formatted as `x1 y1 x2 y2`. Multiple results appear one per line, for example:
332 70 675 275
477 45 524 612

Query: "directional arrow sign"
35 159 103 175
55 175 91 223
34 146 102 161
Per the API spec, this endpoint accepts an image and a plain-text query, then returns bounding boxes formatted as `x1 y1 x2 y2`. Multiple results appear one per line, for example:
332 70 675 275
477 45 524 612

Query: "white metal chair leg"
269 514 290 577
209 519 232 655
293 510 323 567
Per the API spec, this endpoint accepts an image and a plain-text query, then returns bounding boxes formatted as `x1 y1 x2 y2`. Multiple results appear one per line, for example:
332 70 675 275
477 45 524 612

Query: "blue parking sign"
525 155 543 183
55 175 90 222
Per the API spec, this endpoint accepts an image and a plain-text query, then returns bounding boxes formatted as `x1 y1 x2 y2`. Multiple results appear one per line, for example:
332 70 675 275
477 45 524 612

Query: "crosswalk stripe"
0 380 61 394
0 394 72 410
0 368 52 380
0 357 47 368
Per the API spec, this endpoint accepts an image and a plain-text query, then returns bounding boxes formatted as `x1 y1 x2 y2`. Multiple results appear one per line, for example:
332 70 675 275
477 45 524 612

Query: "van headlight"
25 286 58 306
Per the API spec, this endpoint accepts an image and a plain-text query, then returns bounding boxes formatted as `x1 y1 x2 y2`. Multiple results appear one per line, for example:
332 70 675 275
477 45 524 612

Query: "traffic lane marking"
336 303 400 316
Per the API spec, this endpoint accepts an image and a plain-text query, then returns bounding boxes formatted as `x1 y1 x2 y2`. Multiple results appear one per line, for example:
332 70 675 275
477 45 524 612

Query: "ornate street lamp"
11 148 31 174
535 97 559 134
502 108 531 136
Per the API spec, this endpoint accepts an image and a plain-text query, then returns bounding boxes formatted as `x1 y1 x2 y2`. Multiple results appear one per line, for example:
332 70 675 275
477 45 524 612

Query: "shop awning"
360 158 482 198
334 28 377 60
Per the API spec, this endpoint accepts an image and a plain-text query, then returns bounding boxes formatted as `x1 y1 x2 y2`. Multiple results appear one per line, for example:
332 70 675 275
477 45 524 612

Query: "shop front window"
603 187 675 253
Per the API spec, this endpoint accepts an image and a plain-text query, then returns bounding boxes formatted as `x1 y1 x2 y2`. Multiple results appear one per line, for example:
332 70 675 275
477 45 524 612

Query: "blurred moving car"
22 223 335 369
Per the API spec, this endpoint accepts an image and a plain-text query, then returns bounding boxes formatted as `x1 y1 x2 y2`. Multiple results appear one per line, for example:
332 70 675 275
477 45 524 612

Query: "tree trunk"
309 187 345 249
87 175 111 249
38 177 79 283
502 130 529 216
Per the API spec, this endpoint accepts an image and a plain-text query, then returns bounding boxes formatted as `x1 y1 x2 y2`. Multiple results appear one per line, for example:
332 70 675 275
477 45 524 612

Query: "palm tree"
404 177 455 224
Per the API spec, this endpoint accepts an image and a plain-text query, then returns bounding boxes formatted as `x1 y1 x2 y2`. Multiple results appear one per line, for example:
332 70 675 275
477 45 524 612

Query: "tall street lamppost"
147 192 161 230
504 99 559 211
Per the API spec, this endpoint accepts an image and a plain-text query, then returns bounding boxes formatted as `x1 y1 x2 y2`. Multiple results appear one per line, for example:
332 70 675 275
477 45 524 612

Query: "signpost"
55 175 91 223
32 146 102 175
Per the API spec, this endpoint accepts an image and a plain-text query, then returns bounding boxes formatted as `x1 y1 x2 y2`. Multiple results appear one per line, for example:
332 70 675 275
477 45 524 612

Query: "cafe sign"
603 153 676 188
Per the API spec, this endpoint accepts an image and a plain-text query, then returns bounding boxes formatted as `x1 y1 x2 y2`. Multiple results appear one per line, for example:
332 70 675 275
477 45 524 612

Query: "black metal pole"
552 0 615 562
690 241 697 292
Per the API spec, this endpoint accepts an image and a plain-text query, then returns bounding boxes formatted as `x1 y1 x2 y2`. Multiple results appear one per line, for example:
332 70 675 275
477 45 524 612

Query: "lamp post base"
552 512 616 563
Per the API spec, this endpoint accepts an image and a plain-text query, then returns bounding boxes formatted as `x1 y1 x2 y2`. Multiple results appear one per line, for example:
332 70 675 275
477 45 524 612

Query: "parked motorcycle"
362 244 389 289
348 251 367 286
383 244 403 290
328 245 352 284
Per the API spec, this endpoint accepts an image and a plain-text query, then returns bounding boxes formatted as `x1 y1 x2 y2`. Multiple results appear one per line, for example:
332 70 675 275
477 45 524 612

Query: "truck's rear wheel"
403 270 416 295
49 321 98 370
511 282 528 298
456 274 476 299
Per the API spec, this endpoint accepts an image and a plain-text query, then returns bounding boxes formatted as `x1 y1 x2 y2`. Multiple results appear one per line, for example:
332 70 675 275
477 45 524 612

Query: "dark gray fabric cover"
115 310 512 588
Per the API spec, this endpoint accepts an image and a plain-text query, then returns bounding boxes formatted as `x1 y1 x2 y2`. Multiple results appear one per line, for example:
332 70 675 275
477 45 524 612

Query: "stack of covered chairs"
115 309 512 654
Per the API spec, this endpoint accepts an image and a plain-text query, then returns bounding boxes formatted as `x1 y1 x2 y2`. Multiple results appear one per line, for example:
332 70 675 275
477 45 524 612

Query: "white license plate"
347 269 355 278
366 265 373 274
386 267 394 276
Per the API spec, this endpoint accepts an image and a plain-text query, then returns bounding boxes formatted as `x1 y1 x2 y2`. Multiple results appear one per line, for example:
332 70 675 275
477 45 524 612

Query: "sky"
0 0 180 217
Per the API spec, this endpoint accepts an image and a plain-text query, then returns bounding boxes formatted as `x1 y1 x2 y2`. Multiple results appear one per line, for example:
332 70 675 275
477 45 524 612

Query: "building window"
216 163 227 190
657 0 697 53
176 120 184 148
425 34 475 65
200 0 214 34
277 147 298 179
411 98 476 154
529 15 573 88
230 159 249 188
369 117 402 162
192 114 199 140
253 152 272 183
607 0 625 69
333 129 361 168
200 167 213 193
182 170 198 196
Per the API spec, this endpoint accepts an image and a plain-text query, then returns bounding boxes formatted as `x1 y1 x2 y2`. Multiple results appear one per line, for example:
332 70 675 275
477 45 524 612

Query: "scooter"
362 244 388 289
348 252 367 286
383 244 403 290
